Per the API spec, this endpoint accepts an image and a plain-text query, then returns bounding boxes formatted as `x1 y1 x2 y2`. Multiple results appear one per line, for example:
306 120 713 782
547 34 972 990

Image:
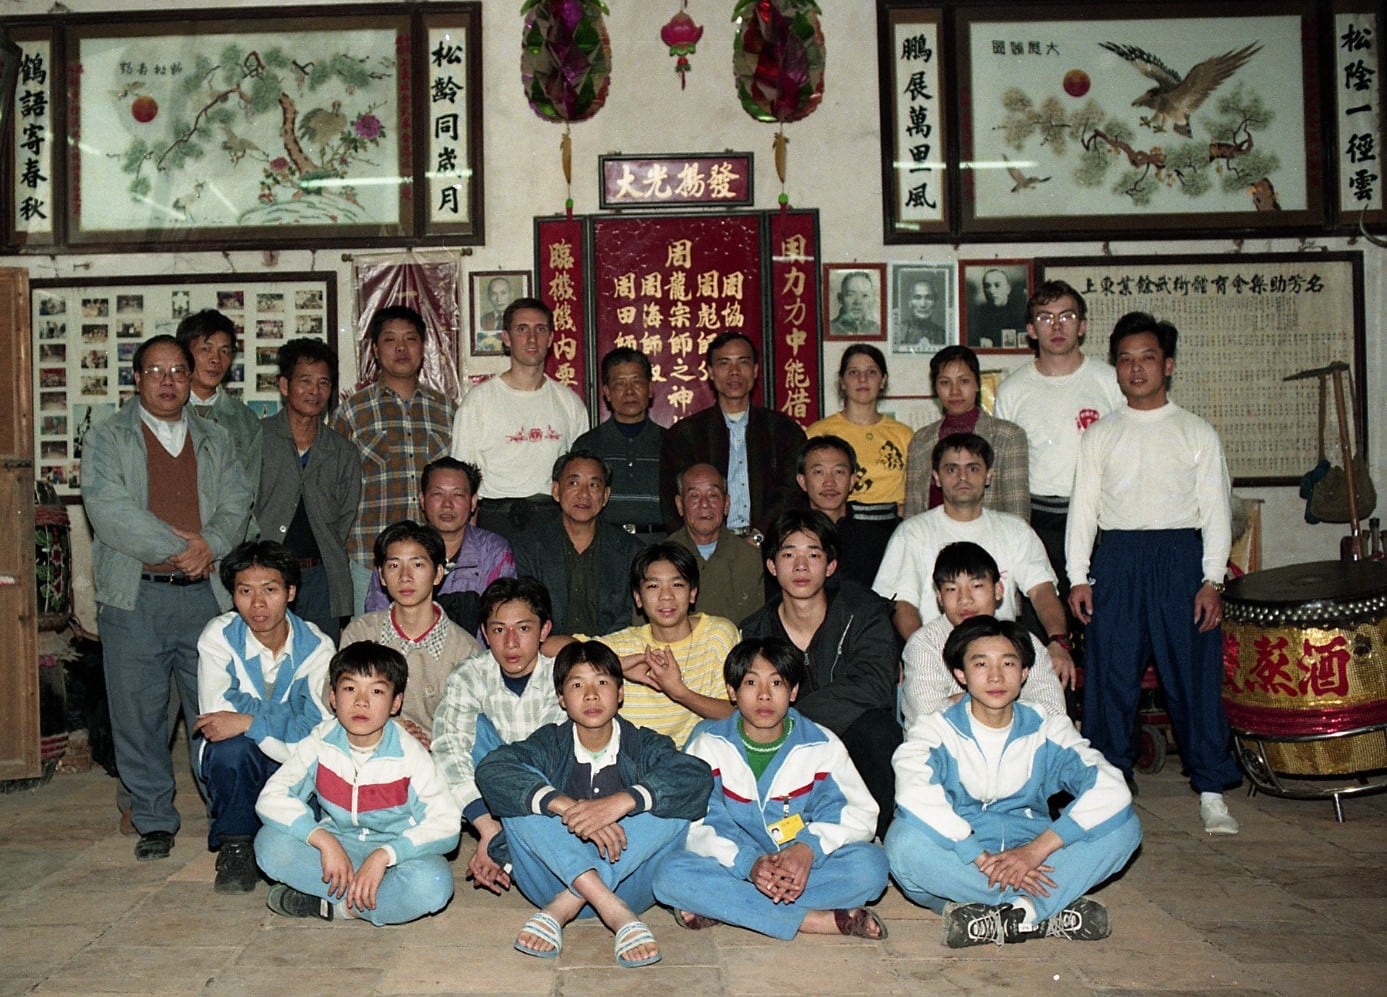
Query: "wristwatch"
1047 633 1073 652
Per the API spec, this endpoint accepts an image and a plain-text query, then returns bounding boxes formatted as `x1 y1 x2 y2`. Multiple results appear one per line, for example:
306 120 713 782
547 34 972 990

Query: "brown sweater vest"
142 423 203 572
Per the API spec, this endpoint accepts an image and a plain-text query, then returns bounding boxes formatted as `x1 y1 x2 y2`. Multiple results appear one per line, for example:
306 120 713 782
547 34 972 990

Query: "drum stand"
1233 725 1387 822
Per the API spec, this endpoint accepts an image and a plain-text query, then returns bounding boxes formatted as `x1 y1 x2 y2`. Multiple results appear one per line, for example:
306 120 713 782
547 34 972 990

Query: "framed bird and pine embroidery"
878 1 1341 243
4 4 482 252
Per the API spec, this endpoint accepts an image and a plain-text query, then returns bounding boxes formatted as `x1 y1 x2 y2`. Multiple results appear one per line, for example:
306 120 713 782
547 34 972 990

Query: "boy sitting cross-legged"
431 576 566 896
885 616 1141 948
653 637 890 941
194 540 333 894
474 640 713 968
340 520 482 749
900 542 1068 731
254 641 461 925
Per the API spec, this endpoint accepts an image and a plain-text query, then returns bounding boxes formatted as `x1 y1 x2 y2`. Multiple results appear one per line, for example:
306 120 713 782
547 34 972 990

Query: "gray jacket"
255 410 362 619
82 399 253 611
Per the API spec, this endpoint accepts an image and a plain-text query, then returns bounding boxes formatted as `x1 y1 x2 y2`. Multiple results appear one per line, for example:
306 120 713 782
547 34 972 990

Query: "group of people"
79 278 1241 958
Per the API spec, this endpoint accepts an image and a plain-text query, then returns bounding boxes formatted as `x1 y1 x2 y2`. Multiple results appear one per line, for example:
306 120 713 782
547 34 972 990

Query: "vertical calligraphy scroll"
1333 1 1383 225
880 5 948 240
7 28 55 247
536 217 589 402
768 210 821 426
424 7 482 238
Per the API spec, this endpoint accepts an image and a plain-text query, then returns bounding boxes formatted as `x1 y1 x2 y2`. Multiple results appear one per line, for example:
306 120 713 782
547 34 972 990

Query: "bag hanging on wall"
1309 368 1376 523
1299 377 1332 524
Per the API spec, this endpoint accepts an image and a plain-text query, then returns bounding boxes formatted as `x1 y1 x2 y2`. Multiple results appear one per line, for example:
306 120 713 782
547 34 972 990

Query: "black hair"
797 435 857 478
502 296 555 332
1026 279 1087 322
1110 311 1178 363
765 508 839 564
931 432 995 471
600 346 653 383
219 539 302 593
372 520 446 571
629 542 700 597
421 455 482 496
931 541 1001 589
942 615 1035 678
480 576 553 630
366 305 427 347
329 641 408 697
929 344 981 394
175 309 238 352
553 639 624 695
276 337 338 385
705 331 759 366
550 448 614 487
132 334 193 375
723 636 806 689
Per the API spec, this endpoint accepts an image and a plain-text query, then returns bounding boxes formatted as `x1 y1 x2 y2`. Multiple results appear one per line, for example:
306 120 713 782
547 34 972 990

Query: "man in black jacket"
740 510 902 837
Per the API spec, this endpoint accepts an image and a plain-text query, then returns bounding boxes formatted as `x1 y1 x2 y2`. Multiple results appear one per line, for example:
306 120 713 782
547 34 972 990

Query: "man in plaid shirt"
333 305 455 612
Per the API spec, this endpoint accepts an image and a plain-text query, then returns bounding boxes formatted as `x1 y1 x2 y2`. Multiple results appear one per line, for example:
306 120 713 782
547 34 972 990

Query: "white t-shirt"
871 507 1057 624
450 375 589 499
993 357 1124 497
1065 401 1232 586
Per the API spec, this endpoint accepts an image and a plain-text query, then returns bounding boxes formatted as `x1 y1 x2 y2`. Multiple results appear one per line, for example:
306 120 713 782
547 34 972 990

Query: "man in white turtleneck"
1066 312 1243 837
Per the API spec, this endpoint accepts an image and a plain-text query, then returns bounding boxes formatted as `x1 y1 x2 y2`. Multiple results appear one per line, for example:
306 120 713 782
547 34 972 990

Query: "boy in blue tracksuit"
195 540 332 895
254 642 461 925
886 616 1141 948
475 640 713 969
654 637 890 941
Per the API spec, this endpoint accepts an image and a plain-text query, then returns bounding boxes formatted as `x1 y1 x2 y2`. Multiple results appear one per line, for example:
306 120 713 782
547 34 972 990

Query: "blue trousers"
1085 530 1242 792
884 809 1142 919
201 735 277 850
254 824 454 926
504 811 687 920
653 842 889 940
100 579 219 835
290 563 338 644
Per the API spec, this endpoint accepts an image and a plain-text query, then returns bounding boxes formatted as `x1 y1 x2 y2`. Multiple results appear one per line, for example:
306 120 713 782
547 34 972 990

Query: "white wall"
4 0 1383 569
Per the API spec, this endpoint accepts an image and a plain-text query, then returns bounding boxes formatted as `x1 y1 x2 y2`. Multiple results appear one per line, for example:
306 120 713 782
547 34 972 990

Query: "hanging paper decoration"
661 5 704 90
732 0 825 124
520 0 613 124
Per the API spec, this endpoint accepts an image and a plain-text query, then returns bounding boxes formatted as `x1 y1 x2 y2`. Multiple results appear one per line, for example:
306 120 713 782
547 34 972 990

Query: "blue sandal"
614 920 661 968
514 911 563 959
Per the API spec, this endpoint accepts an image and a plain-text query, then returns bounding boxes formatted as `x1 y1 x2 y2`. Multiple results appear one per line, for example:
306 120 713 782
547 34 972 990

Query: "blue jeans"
201 735 277 849
254 824 454 926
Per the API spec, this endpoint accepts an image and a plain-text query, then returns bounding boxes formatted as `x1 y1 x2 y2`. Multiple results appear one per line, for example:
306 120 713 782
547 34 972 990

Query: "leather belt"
140 573 203 586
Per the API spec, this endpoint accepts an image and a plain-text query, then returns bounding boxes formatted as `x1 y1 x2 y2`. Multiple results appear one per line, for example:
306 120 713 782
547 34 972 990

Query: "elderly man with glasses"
82 334 253 862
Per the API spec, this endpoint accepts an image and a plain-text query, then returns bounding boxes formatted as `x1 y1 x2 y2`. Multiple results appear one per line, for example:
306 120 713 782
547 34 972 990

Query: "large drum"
1222 560 1387 804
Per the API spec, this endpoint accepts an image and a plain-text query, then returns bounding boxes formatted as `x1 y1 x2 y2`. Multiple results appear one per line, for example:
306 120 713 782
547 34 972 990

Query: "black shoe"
942 902 1037 948
135 830 175 862
266 884 333 920
1043 897 1111 941
214 838 259 894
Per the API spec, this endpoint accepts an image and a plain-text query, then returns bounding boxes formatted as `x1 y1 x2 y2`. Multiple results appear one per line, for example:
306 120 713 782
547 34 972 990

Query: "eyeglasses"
1032 310 1080 327
141 364 192 382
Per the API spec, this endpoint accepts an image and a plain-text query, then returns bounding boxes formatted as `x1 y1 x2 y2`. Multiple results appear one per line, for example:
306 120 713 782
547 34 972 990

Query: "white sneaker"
1199 794 1239 835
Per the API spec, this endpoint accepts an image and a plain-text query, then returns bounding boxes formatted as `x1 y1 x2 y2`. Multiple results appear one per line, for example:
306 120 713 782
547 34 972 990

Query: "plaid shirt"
332 381 455 567
430 651 565 821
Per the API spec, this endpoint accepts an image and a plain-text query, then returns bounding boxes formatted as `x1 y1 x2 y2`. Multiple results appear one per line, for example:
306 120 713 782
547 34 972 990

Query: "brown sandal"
674 909 722 930
833 907 888 940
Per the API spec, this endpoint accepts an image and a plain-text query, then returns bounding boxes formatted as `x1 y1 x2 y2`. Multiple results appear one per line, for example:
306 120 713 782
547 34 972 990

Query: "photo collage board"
31 272 336 500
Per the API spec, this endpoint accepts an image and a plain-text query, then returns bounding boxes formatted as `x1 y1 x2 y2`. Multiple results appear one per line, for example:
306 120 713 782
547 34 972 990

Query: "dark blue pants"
201 735 278 850
1084 530 1241 793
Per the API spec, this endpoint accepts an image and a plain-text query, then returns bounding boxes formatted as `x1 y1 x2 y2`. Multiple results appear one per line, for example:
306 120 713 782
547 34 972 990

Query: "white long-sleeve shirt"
1065 401 1232 586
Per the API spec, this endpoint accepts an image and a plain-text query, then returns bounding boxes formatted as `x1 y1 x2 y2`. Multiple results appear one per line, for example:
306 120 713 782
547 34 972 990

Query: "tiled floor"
2 746 1385 996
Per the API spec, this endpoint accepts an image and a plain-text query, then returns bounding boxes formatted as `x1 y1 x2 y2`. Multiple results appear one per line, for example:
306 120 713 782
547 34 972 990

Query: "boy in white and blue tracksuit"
654 638 889 940
886 616 1140 942
255 643 461 925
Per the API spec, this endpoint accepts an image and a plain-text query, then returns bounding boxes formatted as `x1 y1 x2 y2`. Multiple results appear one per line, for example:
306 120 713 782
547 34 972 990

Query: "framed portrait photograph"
959 259 1034 352
888 262 953 354
469 270 531 356
821 264 887 341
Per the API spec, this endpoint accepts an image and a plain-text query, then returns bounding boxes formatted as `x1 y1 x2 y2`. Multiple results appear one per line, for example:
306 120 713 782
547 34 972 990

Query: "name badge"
767 813 806 844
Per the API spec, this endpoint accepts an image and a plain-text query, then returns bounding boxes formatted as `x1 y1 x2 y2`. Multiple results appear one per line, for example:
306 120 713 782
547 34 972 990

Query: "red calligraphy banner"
769 210 821 426
591 214 763 427
536 217 589 400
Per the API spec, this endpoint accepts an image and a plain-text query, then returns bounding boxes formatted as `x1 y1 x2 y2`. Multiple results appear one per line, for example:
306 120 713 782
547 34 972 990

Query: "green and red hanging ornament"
732 0 825 203
661 3 705 90
521 0 613 209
